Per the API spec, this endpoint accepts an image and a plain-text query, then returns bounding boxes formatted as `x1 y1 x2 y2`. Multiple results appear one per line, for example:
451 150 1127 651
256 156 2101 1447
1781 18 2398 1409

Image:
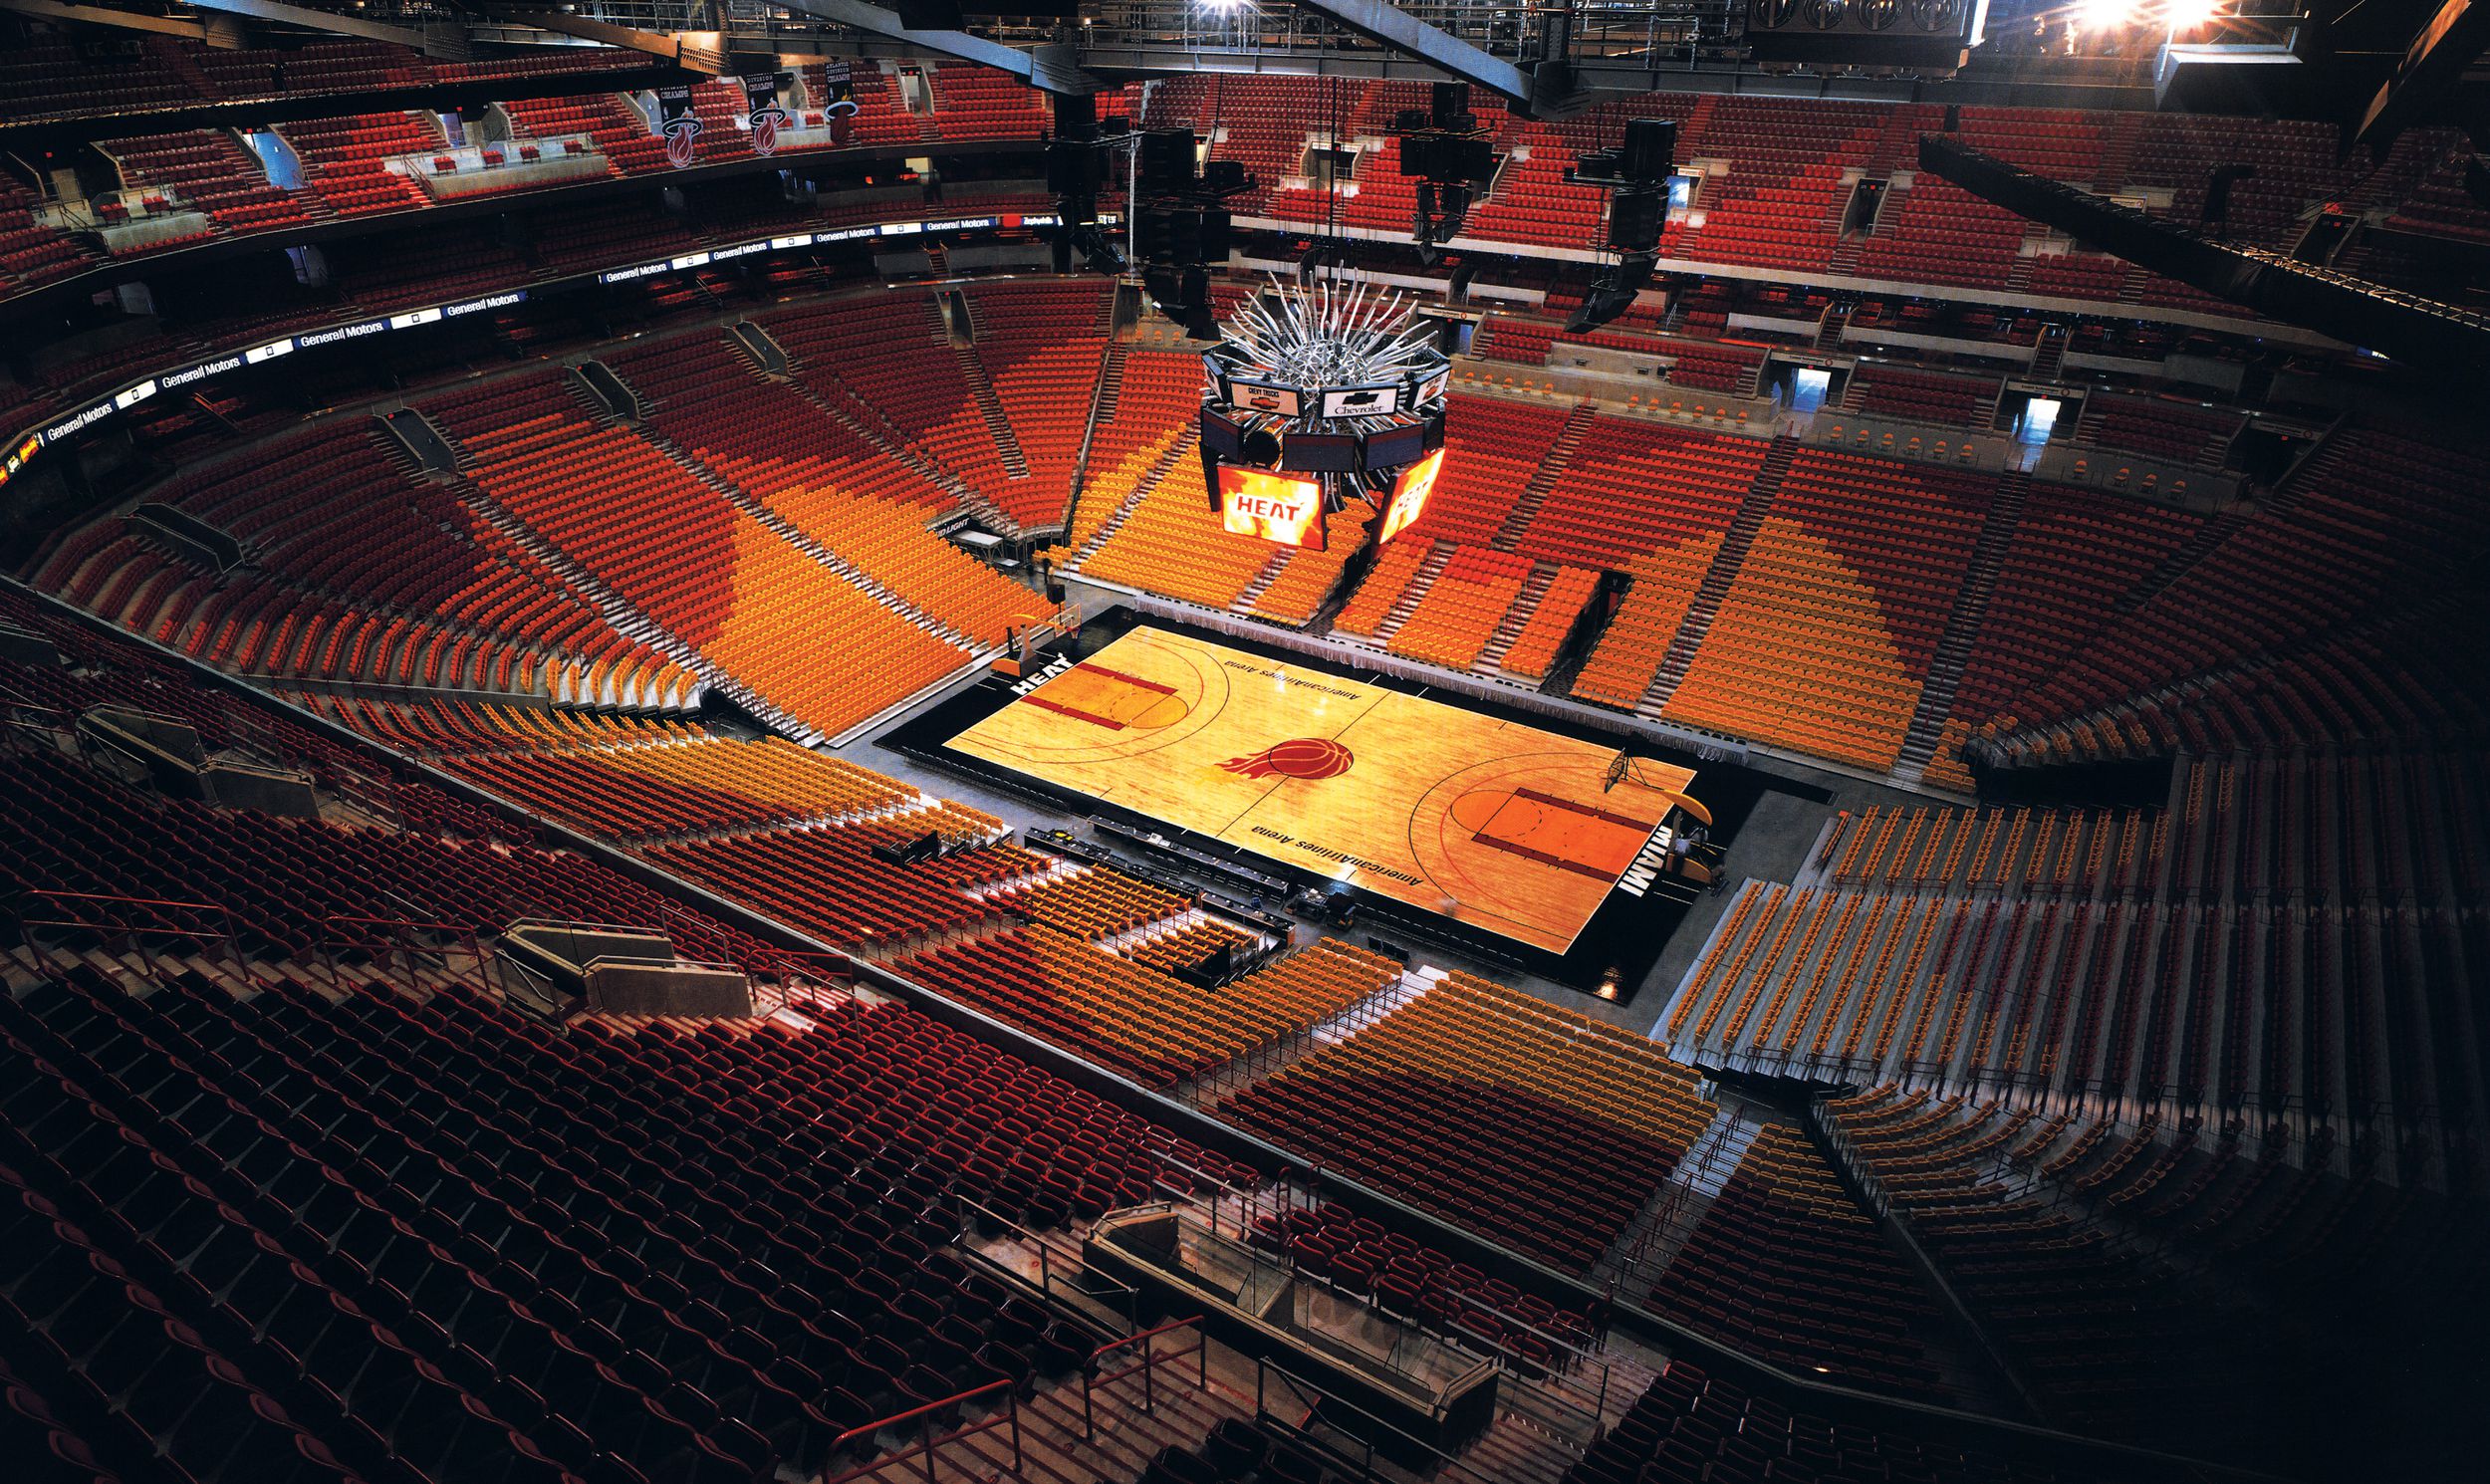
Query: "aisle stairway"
1490 401 1597 550
1071 429 1198 564
1230 549 1292 615
1475 561 1558 672
951 341 1032 478
1894 470 2032 782
1641 437 1795 709
1371 542 1454 643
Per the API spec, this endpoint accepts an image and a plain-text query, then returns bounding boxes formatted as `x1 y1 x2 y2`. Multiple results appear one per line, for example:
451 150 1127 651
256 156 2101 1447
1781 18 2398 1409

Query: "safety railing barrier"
1081 1314 1209 1440
7 887 249 979
819 1376 1020 1484
952 1190 1140 1328
1215 1183 1618 1429
315 913 494 997
1252 1357 1512 1484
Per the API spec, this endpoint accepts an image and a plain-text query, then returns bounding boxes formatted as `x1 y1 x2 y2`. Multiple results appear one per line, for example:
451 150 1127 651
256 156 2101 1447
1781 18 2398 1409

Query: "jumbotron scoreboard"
1197 277 1452 553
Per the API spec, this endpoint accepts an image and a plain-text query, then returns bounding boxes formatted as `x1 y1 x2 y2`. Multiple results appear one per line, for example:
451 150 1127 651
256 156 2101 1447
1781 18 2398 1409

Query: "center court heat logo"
1220 737 1354 781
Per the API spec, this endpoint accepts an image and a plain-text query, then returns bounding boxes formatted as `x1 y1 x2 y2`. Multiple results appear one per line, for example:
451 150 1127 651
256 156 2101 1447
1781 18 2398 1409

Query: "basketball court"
946 626 1699 954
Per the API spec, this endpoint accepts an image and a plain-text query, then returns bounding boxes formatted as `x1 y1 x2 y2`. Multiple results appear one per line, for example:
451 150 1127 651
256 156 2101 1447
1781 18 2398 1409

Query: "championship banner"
655 84 700 168
742 72 790 156
820 62 861 146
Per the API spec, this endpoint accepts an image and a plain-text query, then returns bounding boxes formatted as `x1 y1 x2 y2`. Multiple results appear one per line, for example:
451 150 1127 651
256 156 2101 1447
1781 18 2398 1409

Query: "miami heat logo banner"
820 62 861 146
1219 738 1353 781
742 73 790 157
1216 466 1325 550
655 84 700 168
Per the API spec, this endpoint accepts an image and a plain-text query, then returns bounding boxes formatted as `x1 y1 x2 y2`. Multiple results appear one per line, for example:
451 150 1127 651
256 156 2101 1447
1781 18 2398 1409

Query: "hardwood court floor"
948 626 1695 953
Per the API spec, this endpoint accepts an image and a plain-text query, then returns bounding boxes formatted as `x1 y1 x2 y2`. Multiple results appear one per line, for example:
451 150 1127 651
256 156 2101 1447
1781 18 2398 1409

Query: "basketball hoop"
1604 752 1629 793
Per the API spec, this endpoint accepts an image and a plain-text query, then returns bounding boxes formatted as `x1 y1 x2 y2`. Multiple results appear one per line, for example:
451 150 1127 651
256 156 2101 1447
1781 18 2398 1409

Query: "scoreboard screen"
1216 466 1326 550
1377 448 1443 545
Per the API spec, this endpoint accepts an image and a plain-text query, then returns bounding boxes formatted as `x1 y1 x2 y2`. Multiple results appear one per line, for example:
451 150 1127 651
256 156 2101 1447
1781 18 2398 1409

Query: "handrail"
1252 1356 1509 1484
819 1375 1019 1484
321 913 484 938
1226 1189 1617 1423
952 1190 1139 1327
8 887 250 979
1082 1315 1208 1441
1090 1313 1207 1366
316 913 494 997
11 887 224 914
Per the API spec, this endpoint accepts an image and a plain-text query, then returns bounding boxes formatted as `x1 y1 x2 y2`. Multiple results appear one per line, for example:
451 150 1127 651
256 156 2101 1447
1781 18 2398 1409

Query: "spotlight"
2161 0 2221 30
2074 0 2138 31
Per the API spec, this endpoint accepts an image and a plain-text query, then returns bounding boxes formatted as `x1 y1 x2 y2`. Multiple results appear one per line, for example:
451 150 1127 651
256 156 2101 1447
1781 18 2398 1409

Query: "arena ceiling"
3 0 2478 127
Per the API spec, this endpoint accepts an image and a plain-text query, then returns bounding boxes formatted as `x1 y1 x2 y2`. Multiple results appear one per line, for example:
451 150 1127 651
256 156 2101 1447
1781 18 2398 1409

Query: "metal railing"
1081 1315 1209 1440
952 1190 1140 1329
1252 1357 1508 1484
1171 1189 1618 1437
8 888 249 979
315 913 495 998
819 1376 1021 1484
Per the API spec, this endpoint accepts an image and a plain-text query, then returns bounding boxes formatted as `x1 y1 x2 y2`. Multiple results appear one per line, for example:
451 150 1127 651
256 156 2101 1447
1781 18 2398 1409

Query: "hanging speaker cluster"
1744 0 1990 70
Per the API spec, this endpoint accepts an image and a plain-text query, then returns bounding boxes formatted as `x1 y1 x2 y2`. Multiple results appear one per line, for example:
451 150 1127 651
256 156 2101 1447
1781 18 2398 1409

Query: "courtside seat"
1332 538 1434 638
645 822 1021 952
1246 500 1376 626
1078 454 1279 609
436 733 954 843
1120 917 1254 978
1491 566 1600 680
988 866 1194 941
